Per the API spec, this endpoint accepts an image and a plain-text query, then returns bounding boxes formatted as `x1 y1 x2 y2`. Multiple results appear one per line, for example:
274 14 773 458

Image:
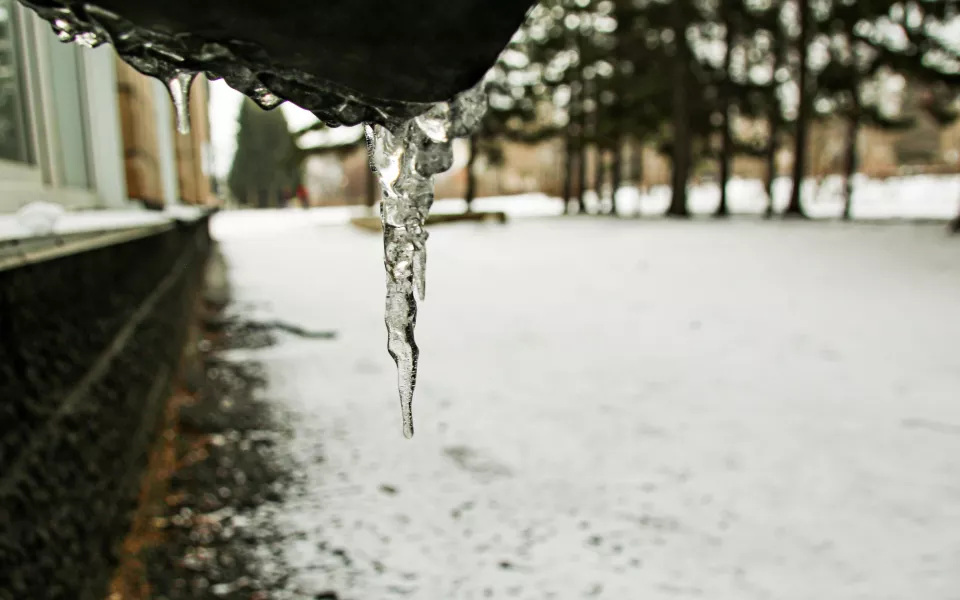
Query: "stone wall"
0 217 212 600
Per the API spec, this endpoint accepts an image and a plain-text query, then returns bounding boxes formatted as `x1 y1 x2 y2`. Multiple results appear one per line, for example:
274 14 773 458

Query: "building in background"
0 0 216 215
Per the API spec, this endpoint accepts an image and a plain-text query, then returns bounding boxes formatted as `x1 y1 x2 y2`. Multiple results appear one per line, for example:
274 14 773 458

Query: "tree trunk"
593 144 606 195
951 184 960 233
632 139 646 216
588 78 603 203
609 10 625 219
562 129 575 215
611 139 623 216
785 0 810 218
576 133 587 213
841 114 859 221
764 28 784 219
465 133 479 213
576 74 588 214
764 125 778 218
593 145 606 206
667 1 691 218
631 139 645 188
716 3 734 218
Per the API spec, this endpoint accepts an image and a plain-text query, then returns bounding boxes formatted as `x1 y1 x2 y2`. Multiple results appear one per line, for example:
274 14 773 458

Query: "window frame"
0 3 128 213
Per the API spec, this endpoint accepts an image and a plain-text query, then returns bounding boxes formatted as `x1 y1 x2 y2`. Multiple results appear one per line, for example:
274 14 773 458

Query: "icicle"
52 18 75 42
48 16 93 46
74 31 102 48
364 80 488 438
166 71 198 135
252 85 283 110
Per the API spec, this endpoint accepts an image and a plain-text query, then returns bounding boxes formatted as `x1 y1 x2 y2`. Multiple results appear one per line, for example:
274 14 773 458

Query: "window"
0 3 135 213
0 0 32 164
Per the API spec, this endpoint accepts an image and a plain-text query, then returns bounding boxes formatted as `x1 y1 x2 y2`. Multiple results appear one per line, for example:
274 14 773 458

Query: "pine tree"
476 4 565 209
665 0 696 217
607 0 673 213
785 0 812 218
714 0 748 218
763 1 789 218
227 99 301 207
814 1 918 220
924 82 960 232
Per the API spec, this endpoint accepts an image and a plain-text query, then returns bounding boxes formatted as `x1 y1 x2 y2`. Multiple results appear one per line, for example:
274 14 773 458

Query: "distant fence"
0 216 212 600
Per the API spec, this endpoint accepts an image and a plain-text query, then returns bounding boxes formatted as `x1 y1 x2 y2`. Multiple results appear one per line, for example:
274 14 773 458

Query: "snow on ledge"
0 204 210 242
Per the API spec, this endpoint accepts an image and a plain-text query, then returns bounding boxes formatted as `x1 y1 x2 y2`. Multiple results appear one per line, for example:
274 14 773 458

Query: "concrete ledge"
0 205 211 242
0 206 214 272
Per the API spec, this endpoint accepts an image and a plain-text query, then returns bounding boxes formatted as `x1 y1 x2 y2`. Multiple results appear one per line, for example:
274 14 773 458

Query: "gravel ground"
214 215 960 600
109 248 302 600
139 349 291 600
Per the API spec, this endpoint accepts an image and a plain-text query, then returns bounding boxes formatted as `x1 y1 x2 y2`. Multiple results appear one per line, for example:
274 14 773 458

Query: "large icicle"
365 81 488 438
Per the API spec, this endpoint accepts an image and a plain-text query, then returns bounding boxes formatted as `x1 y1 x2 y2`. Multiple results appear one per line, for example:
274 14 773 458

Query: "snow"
215 208 960 600
12 201 65 236
612 174 960 219
433 193 566 218
209 194 565 243
209 174 960 235
0 204 208 242
210 206 365 241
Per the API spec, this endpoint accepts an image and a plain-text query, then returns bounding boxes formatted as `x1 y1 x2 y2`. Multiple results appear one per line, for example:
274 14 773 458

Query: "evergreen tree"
785 0 813 218
482 0 577 210
815 1 917 219
664 0 698 217
702 0 754 217
596 0 674 213
725 0 791 217
763 1 789 218
227 99 301 207
923 82 960 232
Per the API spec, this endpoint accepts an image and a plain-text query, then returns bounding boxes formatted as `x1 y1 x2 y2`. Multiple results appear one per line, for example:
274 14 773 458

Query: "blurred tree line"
471 0 960 221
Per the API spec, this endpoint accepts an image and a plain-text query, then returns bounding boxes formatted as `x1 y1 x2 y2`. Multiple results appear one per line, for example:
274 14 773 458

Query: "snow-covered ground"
611 174 960 220
213 211 960 600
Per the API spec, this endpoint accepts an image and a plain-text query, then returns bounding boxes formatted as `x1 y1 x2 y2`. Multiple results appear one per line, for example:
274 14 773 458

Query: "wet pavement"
213 214 960 600
108 249 295 600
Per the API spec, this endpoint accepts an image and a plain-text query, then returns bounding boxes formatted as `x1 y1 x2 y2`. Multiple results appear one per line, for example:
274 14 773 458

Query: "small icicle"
52 18 74 42
364 80 488 439
252 86 283 110
74 31 102 48
166 71 198 135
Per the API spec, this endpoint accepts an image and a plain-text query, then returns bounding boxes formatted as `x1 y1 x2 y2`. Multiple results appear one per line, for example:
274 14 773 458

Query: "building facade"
0 0 215 215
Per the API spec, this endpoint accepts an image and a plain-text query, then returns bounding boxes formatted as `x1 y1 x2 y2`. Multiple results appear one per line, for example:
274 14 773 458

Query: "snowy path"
213 215 960 600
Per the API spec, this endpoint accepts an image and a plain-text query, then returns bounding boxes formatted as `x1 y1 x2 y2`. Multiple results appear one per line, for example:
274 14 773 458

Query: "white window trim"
152 78 180 205
79 44 129 208
0 176 99 210
0 159 42 185
18 5 59 187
